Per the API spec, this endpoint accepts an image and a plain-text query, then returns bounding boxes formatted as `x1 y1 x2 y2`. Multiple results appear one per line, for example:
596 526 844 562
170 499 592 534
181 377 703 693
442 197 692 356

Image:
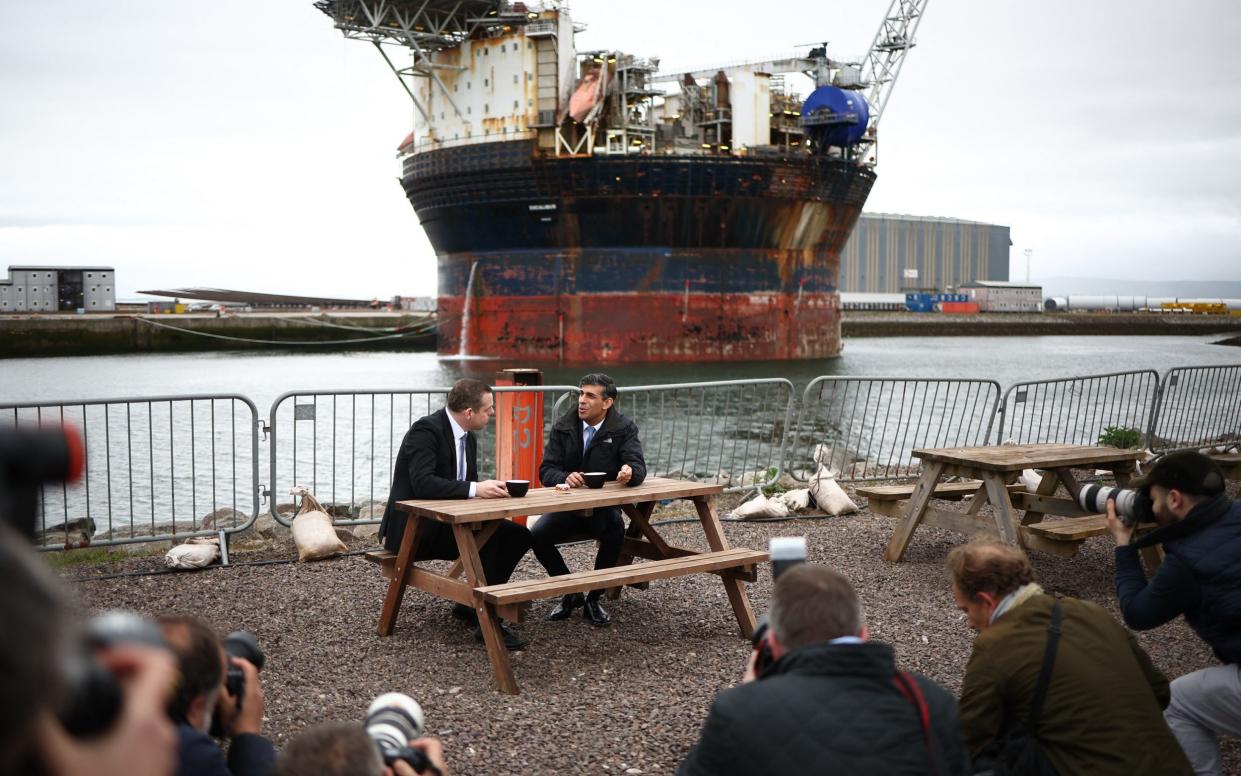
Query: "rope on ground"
132 316 433 346
269 315 435 334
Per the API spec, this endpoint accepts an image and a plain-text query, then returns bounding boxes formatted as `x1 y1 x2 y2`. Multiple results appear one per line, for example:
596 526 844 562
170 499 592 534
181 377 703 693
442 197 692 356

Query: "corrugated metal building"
0 266 116 312
840 214 1011 293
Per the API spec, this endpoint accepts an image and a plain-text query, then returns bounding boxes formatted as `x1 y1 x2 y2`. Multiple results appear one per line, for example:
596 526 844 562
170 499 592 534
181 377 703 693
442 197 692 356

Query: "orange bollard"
493 368 544 526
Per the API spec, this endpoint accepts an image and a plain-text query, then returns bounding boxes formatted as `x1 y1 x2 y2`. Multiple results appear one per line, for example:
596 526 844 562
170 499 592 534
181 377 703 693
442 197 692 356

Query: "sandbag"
290 487 348 562
1019 469 1044 492
778 488 812 512
808 464 859 516
165 537 220 569
732 493 790 520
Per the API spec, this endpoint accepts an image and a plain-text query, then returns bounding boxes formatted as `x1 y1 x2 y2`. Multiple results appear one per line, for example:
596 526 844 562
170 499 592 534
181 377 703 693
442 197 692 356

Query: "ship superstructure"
316 0 927 361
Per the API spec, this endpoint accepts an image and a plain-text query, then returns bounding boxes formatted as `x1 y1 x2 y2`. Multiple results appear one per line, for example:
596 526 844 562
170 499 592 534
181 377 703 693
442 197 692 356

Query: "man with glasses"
379 378 532 650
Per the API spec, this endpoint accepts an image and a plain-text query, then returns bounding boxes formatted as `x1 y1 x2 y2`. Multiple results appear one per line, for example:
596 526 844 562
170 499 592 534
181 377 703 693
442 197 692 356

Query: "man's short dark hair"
768 564 863 651
276 721 382 776
1130 451 1226 499
446 378 492 413
946 539 1034 601
579 373 618 401
159 615 224 723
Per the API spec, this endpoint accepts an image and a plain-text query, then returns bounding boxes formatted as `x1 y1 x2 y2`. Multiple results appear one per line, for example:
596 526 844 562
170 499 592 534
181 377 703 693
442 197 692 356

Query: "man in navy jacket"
378 378 532 650
1108 451 1241 775
533 373 646 627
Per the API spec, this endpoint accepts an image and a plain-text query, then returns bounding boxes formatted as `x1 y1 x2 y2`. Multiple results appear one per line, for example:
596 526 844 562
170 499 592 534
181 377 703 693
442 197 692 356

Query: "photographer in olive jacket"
1108 451 1241 775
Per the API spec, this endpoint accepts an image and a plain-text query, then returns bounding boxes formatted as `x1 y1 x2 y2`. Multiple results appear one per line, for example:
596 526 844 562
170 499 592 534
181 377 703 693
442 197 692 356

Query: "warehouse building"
0 266 116 312
839 214 1011 293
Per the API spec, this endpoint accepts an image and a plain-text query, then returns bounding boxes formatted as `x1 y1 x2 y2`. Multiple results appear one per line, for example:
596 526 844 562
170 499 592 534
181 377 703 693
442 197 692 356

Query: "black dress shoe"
547 593 585 621
450 603 478 623
583 597 611 627
473 621 528 651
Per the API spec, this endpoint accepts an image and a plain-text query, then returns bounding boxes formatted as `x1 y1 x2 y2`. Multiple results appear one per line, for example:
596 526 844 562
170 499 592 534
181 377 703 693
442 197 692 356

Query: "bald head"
946 539 1034 601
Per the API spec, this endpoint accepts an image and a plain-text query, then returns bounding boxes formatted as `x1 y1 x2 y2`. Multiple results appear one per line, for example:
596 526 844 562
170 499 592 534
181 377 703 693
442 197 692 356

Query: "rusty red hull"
402 140 875 362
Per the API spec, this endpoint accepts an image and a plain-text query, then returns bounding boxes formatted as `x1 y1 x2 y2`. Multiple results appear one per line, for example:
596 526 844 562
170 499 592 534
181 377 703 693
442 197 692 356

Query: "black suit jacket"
379 408 476 547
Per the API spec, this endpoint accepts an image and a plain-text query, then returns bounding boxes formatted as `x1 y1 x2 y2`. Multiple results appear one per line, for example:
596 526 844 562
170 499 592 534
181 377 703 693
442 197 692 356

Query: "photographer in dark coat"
158 615 275 776
533 373 646 627
679 564 968 776
1107 450 1241 775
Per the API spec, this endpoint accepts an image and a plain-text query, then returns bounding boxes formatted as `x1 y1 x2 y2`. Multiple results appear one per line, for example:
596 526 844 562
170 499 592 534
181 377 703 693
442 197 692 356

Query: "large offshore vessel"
316 0 927 361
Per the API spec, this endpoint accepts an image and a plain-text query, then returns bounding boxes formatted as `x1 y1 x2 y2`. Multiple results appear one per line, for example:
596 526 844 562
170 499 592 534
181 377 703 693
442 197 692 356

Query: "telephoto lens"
57 610 167 739
1075 484 1152 527
366 693 435 774
769 536 807 580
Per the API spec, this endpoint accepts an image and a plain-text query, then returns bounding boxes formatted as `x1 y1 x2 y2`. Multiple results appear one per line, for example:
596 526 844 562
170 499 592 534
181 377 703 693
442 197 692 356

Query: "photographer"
275 721 448 776
679 564 968 775
1107 451 1241 775
158 616 275 776
950 539 1189 775
0 521 178 776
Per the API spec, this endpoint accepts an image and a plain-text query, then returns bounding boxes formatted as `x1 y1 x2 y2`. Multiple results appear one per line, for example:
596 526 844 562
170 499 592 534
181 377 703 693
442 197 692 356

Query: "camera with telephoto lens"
751 536 807 678
209 630 265 737
56 610 168 739
366 693 441 775
1074 483 1153 527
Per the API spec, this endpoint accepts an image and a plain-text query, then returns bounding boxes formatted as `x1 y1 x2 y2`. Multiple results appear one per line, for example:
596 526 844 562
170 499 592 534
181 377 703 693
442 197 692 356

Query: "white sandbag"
165 537 220 569
732 493 790 520
1019 469 1044 492
778 488 812 512
808 465 859 516
290 487 348 562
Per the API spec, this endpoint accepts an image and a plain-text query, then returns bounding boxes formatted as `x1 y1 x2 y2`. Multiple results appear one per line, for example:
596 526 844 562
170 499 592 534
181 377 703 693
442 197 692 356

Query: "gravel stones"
61 483 1241 774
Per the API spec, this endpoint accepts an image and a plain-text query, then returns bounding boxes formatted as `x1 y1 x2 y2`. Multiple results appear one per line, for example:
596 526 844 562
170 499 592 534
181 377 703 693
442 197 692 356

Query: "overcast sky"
2 0 1238 300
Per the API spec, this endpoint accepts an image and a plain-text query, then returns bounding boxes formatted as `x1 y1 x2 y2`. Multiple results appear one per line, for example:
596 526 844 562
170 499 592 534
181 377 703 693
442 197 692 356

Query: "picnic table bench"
375 477 767 694
881 444 1150 563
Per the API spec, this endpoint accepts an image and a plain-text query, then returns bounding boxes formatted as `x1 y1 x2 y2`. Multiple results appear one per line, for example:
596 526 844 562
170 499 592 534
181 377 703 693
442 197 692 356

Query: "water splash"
458 260 479 356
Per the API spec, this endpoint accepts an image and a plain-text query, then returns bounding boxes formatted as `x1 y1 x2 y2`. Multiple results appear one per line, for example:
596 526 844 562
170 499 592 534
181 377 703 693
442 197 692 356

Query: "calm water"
1 334 1237 409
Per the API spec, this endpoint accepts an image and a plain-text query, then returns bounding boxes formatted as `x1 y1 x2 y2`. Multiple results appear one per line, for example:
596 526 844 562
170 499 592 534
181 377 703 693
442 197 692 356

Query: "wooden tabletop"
395 476 722 524
911 443 1147 472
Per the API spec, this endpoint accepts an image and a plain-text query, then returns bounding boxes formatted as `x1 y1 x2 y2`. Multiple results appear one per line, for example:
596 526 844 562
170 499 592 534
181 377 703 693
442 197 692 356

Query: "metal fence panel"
587 379 797 492
267 386 577 525
0 395 260 550
994 370 1161 448
789 377 1001 482
1149 364 1241 454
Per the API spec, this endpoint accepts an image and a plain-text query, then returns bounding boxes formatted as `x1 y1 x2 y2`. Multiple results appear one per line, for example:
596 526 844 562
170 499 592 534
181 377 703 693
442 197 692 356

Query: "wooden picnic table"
882 443 1148 562
375 477 767 694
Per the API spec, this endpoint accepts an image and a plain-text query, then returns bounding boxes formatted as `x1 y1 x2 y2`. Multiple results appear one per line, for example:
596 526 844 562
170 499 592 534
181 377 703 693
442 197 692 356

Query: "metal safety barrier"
994 370 1161 448
0 395 260 552
552 379 797 492
1148 364 1241 454
266 386 576 526
789 377 1002 482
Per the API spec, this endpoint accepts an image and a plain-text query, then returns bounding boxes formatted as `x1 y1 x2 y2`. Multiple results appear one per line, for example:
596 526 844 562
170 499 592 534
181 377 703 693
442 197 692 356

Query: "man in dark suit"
533 373 646 627
378 378 532 650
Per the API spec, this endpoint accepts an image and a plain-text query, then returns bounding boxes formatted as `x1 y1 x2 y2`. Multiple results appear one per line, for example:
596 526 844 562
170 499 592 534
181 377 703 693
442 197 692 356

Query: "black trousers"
384 517 531 586
530 507 624 600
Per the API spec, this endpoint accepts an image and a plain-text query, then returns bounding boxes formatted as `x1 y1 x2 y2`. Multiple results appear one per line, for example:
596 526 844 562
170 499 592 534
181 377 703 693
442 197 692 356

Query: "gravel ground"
60 483 1241 775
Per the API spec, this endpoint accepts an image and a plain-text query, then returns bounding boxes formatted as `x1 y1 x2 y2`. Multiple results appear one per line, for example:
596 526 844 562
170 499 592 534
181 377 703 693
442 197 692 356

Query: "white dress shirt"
447 412 477 498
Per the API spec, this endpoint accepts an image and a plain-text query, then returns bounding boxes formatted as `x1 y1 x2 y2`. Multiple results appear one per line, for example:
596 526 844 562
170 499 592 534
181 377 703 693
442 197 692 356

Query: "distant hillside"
1035 277 1241 299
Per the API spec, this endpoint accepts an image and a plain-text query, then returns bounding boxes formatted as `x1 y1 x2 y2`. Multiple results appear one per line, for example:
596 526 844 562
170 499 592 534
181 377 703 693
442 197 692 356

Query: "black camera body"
0 425 84 540
57 611 167 739
751 537 807 679
209 630 264 738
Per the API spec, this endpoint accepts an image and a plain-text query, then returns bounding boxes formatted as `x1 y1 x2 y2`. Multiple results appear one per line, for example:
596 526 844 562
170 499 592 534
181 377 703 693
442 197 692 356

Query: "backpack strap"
893 671 948 776
1027 599 1063 731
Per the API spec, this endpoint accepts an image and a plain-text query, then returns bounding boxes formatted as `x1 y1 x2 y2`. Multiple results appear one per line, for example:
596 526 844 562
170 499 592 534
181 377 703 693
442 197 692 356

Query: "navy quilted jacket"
678 642 969 776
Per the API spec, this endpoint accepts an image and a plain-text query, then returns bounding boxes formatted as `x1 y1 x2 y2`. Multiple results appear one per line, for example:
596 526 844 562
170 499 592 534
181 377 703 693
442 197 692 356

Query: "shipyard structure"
317 0 928 361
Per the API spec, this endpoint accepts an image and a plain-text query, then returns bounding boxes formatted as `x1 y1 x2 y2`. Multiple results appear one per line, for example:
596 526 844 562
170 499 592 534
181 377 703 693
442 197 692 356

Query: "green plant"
1097 425 1141 449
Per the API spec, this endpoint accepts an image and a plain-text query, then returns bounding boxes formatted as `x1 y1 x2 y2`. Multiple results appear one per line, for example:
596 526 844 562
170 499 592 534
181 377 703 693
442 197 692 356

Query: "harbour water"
1 334 1237 410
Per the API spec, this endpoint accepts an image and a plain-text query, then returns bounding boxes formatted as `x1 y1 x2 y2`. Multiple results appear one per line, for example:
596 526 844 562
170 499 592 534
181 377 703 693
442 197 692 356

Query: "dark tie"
583 425 596 453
